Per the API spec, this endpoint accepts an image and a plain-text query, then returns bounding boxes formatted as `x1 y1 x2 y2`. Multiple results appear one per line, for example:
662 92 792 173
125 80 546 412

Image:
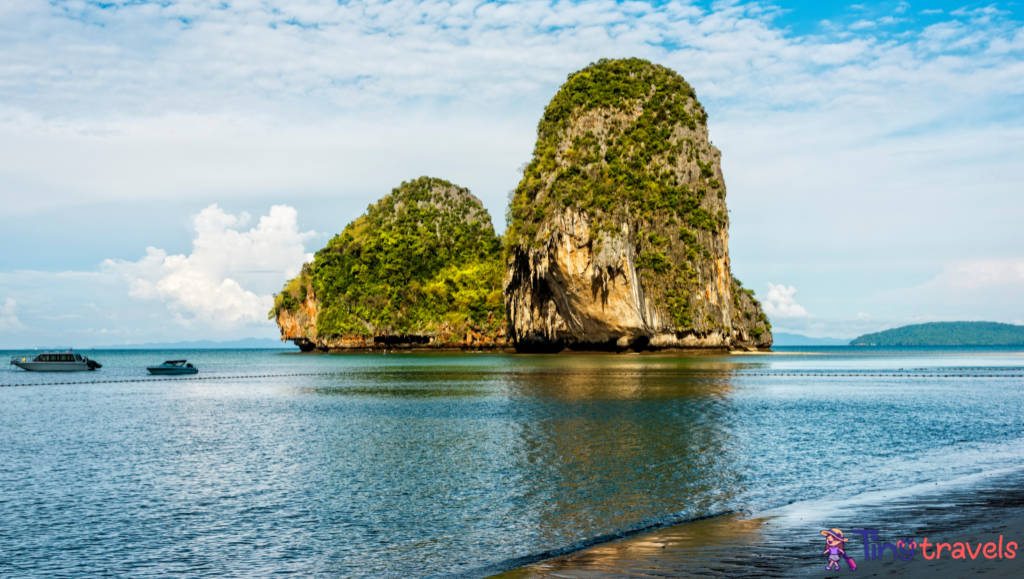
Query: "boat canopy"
163 360 188 366
34 353 81 362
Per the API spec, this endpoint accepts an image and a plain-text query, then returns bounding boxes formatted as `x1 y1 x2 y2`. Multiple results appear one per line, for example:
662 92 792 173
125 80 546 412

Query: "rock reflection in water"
504 363 743 546
304 355 747 570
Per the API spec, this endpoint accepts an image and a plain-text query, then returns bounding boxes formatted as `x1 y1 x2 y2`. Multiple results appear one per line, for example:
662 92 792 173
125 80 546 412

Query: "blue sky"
1 0 1023 347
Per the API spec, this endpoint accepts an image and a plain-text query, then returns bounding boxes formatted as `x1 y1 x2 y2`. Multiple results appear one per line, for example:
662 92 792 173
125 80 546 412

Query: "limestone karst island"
271 58 773 353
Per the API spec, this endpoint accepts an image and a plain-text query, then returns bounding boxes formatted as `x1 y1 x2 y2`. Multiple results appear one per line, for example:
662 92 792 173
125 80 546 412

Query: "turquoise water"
2 347 1023 577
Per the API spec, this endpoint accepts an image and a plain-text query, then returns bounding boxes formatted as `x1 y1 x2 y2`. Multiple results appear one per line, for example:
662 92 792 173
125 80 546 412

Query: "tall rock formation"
272 177 508 351
504 58 772 351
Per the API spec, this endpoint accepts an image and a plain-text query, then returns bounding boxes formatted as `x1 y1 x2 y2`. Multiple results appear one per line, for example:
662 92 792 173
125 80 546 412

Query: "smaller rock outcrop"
271 177 508 351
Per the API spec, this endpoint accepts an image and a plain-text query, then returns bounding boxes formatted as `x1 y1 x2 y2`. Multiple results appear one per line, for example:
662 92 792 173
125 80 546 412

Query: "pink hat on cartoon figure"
821 528 848 542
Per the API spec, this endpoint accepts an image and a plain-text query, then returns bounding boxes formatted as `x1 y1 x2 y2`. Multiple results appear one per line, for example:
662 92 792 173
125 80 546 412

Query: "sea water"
1 347 1023 577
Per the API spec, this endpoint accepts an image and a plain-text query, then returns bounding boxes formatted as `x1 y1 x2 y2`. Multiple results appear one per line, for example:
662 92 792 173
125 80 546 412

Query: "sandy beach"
489 468 1024 578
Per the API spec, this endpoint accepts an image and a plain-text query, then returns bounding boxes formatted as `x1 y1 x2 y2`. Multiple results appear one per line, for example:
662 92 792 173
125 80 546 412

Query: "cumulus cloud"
763 283 811 318
0 298 26 331
103 204 315 326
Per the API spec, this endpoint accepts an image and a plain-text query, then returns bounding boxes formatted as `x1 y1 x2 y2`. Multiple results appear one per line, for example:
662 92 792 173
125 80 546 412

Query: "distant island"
851 322 1024 346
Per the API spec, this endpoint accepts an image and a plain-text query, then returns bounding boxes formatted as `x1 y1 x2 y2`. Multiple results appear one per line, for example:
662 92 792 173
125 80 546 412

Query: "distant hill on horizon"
851 322 1024 346
89 338 299 350
772 332 850 346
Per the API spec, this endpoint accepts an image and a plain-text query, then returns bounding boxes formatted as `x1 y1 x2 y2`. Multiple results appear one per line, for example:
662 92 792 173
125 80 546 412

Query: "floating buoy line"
2 367 1023 388
0 371 348 388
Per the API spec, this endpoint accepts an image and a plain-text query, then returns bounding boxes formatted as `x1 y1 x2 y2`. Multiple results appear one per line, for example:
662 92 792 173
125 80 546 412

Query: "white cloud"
883 259 1024 307
951 6 1008 19
989 28 1024 54
877 16 907 26
849 19 877 30
763 282 810 318
931 259 1024 290
0 298 27 331
102 204 315 326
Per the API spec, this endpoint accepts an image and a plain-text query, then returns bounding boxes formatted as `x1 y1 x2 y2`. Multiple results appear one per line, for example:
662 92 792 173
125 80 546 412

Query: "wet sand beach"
490 468 1024 578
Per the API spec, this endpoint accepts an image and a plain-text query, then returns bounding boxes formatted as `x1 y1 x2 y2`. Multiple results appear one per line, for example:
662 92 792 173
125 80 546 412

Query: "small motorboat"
146 360 199 375
10 350 101 372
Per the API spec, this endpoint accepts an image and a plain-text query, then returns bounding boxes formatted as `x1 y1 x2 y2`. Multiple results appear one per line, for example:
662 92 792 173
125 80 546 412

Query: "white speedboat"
10 351 101 372
146 360 198 375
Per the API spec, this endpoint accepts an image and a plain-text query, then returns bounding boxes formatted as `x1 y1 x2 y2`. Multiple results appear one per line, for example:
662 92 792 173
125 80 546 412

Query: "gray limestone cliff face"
503 58 772 352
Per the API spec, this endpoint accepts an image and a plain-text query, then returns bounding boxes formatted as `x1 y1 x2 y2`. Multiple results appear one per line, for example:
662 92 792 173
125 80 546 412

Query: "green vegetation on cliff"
271 177 504 339
506 57 712 246
851 322 1024 346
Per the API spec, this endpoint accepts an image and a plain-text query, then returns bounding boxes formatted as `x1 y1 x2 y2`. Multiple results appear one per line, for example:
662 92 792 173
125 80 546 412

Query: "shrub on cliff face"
271 177 504 338
272 272 309 315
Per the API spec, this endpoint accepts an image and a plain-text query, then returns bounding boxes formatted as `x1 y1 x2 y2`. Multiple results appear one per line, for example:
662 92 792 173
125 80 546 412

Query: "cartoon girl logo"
821 528 857 571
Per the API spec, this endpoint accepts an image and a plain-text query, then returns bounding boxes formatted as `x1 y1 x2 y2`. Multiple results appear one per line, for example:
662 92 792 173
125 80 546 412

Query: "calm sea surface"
2 347 1023 577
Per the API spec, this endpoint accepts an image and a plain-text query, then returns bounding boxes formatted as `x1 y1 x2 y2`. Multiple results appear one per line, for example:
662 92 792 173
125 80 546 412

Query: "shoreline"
482 467 1024 578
